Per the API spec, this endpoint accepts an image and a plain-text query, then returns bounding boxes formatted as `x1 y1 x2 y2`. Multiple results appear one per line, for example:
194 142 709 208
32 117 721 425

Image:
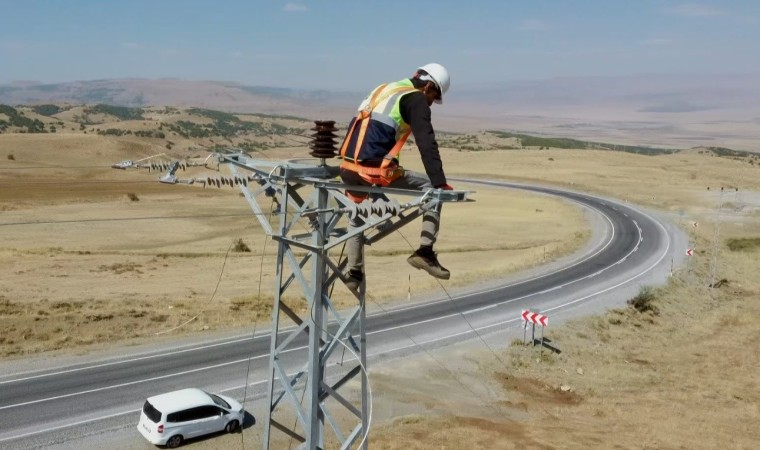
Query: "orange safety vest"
339 82 418 188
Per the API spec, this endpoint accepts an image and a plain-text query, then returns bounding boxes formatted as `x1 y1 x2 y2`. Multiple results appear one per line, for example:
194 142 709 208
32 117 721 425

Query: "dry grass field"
367 145 760 448
2 106 760 449
0 114 586 357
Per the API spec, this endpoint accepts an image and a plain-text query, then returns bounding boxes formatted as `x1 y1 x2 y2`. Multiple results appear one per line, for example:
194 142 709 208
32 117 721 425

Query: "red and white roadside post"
685 245 696 282
521 309 549 347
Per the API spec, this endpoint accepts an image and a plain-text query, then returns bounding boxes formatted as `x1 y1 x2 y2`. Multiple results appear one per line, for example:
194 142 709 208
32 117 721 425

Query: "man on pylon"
338 63 454 291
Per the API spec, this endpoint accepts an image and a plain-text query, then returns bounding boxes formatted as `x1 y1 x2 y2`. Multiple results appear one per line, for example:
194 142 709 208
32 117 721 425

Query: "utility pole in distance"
709 186 724 288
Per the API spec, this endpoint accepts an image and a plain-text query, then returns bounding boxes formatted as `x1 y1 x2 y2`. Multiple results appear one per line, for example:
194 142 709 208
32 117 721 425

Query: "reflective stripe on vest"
339 79 418 163
360 79 414 141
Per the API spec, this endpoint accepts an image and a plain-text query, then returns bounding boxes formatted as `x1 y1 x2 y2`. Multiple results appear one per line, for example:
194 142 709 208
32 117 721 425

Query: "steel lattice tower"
206 153 471 449
709 187 724 288
112 146 471 449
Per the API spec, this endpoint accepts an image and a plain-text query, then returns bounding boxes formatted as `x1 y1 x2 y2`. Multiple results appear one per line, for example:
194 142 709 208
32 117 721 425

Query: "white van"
137 388 245 448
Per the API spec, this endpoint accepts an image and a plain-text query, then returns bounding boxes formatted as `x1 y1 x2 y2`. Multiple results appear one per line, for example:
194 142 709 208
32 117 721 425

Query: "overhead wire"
343 260 508 415
0 138 312 172
150 180 264 336
241 172 376 447
12 138 513 443
0 214 256 227
0 165 123 170
236 157 510 445
393 217 515 370
370 191 521 381
303 236 377 449
0 180 179 184
229 146 334 448
241 194 277 449
11 120 519 440
298 179 519 378
252 180 357 448
220 141 317 448
304 256 505 448
16 147 283 443
153 234 240 336
302 202 509 449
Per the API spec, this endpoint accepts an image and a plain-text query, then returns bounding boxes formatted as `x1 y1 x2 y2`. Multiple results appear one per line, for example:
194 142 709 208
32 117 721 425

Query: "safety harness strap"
339 83 387 159
381 129 411 169
339 84 418 189
339 84 417 161
339 159 405 187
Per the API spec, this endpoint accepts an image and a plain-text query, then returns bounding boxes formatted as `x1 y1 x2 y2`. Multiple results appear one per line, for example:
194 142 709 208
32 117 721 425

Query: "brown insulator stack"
309 120 339 159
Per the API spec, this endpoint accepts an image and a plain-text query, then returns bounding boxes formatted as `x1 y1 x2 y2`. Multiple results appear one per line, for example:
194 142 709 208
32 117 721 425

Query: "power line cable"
241 196 277 449
394 225 515 371
302 209 508 448
0 180 176 185
1 165 122 170
153 235 238 336
0 214 256 227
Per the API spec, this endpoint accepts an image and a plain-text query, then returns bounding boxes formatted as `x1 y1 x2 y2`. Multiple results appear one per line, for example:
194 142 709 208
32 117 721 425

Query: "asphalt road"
0 180 686 449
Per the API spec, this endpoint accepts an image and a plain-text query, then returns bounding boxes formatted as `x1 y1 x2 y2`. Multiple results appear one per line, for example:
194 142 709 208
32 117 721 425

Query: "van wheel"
166 434 183 448
225 420 240 433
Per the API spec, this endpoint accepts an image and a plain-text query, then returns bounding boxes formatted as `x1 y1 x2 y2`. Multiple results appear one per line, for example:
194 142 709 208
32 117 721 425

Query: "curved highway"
0 180 685 448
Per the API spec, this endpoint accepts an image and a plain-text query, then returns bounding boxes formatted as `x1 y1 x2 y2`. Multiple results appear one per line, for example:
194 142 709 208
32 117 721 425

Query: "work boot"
407 246 450 280
345 269 364 293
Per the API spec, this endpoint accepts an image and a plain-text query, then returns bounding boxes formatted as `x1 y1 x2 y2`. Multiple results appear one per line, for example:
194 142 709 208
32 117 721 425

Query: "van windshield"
142 401 162 423
207 393 231 410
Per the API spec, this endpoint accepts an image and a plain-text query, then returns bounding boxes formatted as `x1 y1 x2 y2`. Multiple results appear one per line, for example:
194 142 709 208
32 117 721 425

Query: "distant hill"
0 79 357 120
0 103 320 157
457 74 760 113
2 74 759 151
3 102 758 168
450 73 760 151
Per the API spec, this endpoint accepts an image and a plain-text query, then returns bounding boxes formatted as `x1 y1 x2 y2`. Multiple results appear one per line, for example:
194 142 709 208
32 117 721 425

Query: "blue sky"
1 1 758 90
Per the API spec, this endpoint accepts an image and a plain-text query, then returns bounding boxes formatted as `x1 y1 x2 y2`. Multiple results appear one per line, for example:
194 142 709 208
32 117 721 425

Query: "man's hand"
436 184 454 190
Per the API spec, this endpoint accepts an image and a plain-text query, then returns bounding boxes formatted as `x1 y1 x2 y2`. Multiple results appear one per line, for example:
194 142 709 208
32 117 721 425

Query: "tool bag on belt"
339 84 416 187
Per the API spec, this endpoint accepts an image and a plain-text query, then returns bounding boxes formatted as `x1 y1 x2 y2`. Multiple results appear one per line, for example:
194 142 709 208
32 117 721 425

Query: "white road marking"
0 336 256 384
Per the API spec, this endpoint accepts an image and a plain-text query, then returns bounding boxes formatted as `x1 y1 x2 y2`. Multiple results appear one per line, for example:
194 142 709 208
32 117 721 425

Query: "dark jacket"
399 89 446 187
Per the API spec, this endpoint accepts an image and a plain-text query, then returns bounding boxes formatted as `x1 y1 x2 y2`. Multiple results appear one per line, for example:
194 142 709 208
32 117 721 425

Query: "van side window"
182 407 203 422
172 406 222 422
197 405 224 418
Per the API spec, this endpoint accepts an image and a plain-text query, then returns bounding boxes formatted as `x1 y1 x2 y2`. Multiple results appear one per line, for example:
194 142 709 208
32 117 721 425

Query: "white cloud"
122 42 141 50
284 3 308 13
519 19 548 31
230 51 243 58
665 4 726 17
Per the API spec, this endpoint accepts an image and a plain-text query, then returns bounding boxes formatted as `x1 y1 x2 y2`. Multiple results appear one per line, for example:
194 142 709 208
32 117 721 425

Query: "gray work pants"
340 168 441 273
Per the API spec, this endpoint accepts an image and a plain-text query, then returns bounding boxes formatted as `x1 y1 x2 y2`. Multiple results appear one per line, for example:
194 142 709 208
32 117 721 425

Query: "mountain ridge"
2 74 758 151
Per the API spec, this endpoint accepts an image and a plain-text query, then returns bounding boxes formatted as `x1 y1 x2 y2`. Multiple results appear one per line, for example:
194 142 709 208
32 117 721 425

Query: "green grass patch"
0 104 46 133
31 104 63 116
726 237 760 252
85 104 145 120
628 286 659 315
486 130 678 155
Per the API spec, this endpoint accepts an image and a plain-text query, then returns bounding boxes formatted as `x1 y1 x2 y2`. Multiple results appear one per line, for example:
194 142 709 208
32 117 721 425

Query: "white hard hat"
417 63 450 104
